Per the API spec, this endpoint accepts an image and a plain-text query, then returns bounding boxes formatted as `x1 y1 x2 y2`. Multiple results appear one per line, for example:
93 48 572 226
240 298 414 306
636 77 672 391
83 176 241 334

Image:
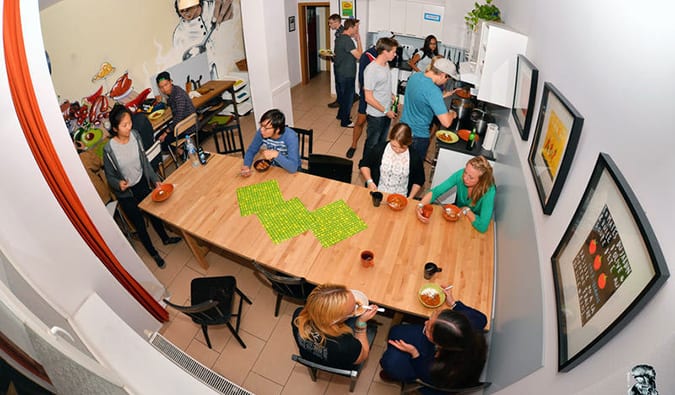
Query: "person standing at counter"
155 71 196 152
327 13 343 109
334 18 362 128
292 284 379 370
400 58 459 161
416 156 495 233
359 123 425 198
103 105 182 268
379 286 487 392
362 37 399 157
241 109 300 175
408 35 439 73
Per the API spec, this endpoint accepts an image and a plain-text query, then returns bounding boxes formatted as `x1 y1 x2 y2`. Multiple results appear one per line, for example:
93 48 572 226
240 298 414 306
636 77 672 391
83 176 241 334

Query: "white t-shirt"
363 61 392 117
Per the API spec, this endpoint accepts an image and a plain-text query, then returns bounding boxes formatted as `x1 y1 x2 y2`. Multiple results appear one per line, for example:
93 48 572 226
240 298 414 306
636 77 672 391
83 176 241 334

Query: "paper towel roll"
482 126 498 151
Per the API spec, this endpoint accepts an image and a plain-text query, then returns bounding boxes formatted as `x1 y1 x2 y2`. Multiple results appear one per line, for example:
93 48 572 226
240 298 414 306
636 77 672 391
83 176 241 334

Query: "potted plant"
465 0 502 31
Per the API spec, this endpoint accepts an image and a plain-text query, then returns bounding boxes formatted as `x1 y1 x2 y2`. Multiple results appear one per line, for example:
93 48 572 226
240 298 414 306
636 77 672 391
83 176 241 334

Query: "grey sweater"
103 129 160 199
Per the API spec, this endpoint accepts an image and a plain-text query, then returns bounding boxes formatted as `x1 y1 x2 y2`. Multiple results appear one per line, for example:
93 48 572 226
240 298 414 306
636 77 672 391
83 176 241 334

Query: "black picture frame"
512 54 538 140
288 16 296 32
551 153 669 372
528 82 584 215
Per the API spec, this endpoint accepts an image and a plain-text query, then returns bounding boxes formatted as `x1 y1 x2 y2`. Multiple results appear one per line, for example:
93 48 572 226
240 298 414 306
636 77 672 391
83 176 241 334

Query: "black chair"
164 276 252 349
292 127 314 169
213 123 245 157
400 379 491 394
308 154 353 183
251 260 315 317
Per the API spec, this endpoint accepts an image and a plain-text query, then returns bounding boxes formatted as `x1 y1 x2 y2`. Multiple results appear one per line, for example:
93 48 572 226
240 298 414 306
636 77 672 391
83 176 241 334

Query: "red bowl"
386 194 407 211
457 129 480 142
442 204 461 222
152 183 174 202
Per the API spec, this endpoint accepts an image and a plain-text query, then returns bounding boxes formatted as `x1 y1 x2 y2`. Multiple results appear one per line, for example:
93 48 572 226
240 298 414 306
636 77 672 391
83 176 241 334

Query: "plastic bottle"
184 135 200 167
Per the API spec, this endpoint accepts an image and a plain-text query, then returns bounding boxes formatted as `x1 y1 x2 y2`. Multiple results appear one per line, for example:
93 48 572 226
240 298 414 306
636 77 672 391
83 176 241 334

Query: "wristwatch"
462 207 470 215
417 203 424 208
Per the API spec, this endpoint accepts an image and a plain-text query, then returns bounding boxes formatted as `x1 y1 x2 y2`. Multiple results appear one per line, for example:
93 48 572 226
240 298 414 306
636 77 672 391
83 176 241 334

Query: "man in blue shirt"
241 109 301 175
400 58 459 161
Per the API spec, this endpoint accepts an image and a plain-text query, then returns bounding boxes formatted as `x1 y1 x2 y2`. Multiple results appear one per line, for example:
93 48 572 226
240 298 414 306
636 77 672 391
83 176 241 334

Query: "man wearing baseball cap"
400 57 461 161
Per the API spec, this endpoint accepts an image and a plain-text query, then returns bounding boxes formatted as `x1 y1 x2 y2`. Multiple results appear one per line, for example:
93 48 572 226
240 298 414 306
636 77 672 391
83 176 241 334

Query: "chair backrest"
131 112 156 150
292 127 314 163
174 113 198 138
163 298 230 325
251 261 314 300
308 154 353 183
291 354 359 379
213 123 245 157
145 140 162 162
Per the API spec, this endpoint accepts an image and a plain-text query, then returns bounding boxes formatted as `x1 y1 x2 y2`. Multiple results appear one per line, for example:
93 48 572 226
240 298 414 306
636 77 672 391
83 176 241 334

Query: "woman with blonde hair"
292 284 378 369
416 156 495 233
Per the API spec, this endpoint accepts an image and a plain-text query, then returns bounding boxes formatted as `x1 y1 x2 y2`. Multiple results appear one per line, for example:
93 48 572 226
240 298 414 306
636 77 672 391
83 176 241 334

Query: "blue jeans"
336 76 355 126
363 115 391 157
411 137 430 162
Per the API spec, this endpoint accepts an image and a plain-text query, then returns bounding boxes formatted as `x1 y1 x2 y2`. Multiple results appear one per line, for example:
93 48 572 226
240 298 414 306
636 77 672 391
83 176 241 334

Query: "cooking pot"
450 97 475 120
471 109 495 136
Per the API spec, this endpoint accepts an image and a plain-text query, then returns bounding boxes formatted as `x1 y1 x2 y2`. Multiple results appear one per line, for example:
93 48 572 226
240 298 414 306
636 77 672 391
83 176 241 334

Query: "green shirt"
431 169 495 233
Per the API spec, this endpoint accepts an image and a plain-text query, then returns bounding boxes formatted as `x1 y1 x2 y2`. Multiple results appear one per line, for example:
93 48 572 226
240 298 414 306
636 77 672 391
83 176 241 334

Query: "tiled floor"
138 72 408 394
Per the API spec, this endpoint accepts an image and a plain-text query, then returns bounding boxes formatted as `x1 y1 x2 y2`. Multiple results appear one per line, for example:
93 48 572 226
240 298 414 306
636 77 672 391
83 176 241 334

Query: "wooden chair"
164 276 252 349
144 140 164 179
292 127 314 170
400 379 491 394
251 260 315 317
308 154 352 183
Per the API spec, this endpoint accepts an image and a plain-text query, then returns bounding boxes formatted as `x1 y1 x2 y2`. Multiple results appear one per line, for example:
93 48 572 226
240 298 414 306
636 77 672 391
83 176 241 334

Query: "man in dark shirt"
155 71 196 151
334 18 362 128
327 14 343 108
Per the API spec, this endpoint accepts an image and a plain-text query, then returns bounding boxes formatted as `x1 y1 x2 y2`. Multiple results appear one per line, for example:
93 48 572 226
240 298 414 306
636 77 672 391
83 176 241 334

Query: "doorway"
298 2 330 84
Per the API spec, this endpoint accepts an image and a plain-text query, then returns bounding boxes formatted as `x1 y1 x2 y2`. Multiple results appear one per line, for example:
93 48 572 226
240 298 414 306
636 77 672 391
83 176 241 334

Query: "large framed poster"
551 153 669 371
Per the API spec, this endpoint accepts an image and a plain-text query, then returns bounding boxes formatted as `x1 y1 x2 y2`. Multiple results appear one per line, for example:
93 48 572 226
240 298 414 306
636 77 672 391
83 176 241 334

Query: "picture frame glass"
512 55 538 140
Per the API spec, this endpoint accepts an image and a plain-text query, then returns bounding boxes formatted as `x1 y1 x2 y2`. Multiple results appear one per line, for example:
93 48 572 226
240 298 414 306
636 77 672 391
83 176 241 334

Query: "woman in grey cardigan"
103 104 181 268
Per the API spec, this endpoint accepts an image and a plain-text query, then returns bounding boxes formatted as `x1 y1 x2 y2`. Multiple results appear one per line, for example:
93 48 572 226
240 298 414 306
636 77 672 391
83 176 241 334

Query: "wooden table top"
139 155 494 323
147 80 236 131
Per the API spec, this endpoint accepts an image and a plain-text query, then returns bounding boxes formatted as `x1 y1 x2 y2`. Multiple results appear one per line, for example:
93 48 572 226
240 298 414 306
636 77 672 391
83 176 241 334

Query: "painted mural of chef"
173 0 234 80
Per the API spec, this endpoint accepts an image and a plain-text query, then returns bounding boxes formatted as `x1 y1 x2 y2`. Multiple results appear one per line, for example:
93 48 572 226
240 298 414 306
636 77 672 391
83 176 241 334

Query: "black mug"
424 262 442 280
370 191 383 207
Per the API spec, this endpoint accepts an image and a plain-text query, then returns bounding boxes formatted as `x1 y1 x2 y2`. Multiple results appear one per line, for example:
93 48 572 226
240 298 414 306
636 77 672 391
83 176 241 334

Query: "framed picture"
512 54 538 140
339 0 355 18
551 153 669 372
288 16 295 32
528 82 584 215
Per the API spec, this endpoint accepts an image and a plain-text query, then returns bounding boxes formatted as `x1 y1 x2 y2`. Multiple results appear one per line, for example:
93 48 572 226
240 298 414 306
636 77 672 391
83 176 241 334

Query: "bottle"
466 128 476 150
390 95 400 114
184 135 200 167
197 145 208 165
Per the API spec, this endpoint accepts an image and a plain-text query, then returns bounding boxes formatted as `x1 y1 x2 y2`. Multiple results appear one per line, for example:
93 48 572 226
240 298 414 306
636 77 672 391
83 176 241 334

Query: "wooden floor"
144 72 405 395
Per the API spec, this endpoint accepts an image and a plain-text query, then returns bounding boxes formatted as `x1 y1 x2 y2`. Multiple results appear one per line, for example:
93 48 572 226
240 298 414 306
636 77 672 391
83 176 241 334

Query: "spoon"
365 306 385 312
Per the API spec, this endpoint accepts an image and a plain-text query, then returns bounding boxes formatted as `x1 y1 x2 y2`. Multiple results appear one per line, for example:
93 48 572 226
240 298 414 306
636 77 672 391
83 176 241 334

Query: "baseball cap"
434 58 459 80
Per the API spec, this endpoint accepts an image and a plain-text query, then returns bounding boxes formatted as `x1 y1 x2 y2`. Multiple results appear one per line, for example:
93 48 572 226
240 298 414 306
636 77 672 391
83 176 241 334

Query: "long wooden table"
139 155 494 324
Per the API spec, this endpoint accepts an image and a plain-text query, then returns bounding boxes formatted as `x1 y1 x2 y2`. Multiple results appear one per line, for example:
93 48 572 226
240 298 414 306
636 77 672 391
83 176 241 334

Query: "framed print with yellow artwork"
339 0 355 18
528 82 584 215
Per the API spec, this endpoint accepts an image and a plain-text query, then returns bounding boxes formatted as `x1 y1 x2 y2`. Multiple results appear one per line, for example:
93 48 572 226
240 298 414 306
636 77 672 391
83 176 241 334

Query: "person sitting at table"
103 104 182 268
359 123 425 199
379 287 487 392
292 284 379 370
416 155 495 233
241 109 301 175
155 71 196 153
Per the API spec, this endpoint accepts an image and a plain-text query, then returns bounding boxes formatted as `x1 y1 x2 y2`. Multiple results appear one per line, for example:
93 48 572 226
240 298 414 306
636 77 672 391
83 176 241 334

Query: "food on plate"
420 291 441 307
319 48 334 57
254 159 271 171
386 194 407 211
442 204 461 222
148 109 165 121
436 130 459 144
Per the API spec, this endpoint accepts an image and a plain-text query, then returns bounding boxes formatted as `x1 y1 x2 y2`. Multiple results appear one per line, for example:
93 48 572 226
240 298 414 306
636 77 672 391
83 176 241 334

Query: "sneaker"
346 147 356 158
379 370 396 383
327 100 339 108
152 254 166 268
343 122 355 128
162 236 182 245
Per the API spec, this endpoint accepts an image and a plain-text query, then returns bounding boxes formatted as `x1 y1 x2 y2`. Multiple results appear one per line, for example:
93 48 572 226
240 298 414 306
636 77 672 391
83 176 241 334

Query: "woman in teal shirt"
416 156 495 233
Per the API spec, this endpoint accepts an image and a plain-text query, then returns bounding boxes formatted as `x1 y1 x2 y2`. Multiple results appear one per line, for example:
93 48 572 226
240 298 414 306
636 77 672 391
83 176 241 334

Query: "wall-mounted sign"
340 0 355 18
423 13 441 22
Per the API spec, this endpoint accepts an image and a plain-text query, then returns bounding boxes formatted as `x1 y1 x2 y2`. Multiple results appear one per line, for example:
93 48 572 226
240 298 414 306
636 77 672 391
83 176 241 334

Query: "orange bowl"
151 183 174 202
442 204 461 222
386 194 407 211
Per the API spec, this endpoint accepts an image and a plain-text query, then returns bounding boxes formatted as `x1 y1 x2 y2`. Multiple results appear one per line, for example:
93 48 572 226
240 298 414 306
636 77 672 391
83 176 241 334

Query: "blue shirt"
400 72 447 139
243 127 301 173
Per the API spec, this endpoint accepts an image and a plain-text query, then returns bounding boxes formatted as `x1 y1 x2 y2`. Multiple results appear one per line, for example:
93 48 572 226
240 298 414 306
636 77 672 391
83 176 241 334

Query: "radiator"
148 332 253 395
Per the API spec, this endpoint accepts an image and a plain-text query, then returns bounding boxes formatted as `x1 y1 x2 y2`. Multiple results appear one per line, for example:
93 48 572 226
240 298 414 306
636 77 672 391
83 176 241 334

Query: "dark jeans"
117 179 170 256
363 115 391 157
336 75 355 126
411 137 431 162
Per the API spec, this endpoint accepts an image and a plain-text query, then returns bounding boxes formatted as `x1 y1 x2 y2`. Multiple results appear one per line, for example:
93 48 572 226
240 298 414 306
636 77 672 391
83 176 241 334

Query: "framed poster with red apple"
551 153 669 372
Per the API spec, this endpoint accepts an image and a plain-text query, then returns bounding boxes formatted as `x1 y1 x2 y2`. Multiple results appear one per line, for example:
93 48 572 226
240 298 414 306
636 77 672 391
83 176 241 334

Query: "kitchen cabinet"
368 0 443 38
220 72 252 116
459 22 527 108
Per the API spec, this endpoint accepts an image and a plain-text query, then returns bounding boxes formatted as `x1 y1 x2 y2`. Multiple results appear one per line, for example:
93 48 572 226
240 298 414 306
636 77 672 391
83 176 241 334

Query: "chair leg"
274 293 283 317
308 367 318 382
226 322 247 348
236 287 253 305
201 324 212 349
349 376 357 392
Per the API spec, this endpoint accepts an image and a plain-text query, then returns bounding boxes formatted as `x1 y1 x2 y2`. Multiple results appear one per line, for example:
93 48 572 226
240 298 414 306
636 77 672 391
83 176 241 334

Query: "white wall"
490 0 675 393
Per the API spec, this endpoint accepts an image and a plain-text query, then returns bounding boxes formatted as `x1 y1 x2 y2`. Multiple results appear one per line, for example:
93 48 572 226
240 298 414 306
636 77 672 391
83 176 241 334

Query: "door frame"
298 2 330 85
